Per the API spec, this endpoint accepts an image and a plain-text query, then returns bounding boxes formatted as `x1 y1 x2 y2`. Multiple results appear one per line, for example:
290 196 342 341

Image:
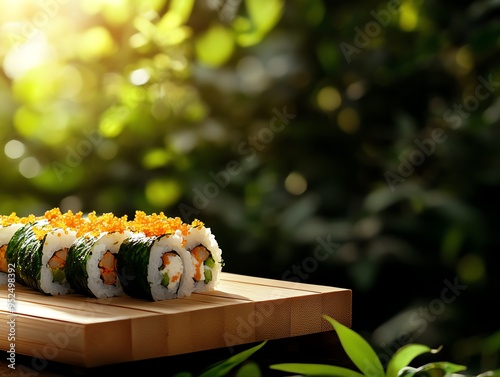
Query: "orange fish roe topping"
76 211 130 238
128 211 206 246
129 211 200 238
1 208 206 242
189 219 205 230
31 208 87 240
44 208 64 222
0 213 38 227
129 211 186 238
45 209 86 231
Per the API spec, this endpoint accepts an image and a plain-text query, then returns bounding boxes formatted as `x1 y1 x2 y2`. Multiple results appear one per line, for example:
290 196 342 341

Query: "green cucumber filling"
161 272 170 287
51 268 66 284
159 252 183 292
48 248 68 284
205 256 215 268
191 245 215 284
204 268 213 284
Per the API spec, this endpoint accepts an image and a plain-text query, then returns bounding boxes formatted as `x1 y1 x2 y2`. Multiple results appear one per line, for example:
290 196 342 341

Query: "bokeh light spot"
130 68 150 86
317 86 341 112
97 140 119 160
399 2 418 31
145 179 182 208
60 195 83 213
129 32 149 49
455 45 473 73
19 156 41 178
337 107 360 133
346 81 366 100
236 55 268 94
78 26 116 62
4 139 26 159
284 172 307 195
14 106 38 138
142 148 171 169
58 65 83 98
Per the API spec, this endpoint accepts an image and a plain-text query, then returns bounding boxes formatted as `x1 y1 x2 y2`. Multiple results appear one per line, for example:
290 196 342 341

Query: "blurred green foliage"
0 0 499 372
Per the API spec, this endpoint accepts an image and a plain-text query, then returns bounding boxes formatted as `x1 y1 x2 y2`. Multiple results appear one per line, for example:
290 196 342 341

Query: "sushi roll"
40 229 77 295
1 207 224 300
180 220 224 294
117 232 189 301
117 213 192 301
5 209 84 295
65 212 132 298
119 211 223 300
0 213 37 285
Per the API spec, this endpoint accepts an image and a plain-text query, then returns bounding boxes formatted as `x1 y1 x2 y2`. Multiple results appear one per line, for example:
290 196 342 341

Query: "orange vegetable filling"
161 252 182 284
191 245 210 282
0 245 7 273
48 248 68 270
98 251 117 285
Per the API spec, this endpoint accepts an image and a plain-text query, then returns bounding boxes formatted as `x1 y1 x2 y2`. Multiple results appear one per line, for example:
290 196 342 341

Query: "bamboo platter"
0 272 352 368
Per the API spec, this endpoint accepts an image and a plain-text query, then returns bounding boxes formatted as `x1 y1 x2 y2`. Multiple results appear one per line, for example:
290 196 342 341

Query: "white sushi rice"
158 253 183 296
86 231 132 298
179 226 223 294
148 233 192 301
40 228 77 295
0 224 24 285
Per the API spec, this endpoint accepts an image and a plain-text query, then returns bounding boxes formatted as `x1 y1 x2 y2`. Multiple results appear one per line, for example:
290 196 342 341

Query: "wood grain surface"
0 272 352 369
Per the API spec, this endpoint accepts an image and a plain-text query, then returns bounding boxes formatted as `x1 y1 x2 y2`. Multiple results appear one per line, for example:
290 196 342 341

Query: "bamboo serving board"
0 272 352 368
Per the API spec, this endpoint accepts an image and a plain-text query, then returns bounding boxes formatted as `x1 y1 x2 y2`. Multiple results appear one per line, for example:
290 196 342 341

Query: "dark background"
1 0 499 374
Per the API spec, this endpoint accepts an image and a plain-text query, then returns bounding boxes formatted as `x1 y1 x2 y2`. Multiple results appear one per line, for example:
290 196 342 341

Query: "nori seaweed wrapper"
65 235 99 297
116 233 156 300
5 222 44 291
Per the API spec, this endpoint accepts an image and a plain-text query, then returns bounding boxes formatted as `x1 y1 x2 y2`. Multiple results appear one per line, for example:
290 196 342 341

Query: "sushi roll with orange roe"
1 207 224 300
180 219 224 294
65 212 132 298
117 212 191 301
0 213 37 285
5 208 85 295
117 211 224 301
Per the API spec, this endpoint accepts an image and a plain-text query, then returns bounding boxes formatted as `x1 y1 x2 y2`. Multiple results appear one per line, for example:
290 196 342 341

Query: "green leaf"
235 361 261 377
481 329 500 353
198 340 267 377
169 0 194 25
270 363 365 377
477 370 500 377
387 344 442 377
235 0 284 46
412 362 467 377
322 315 384 377
157 0 194 31
195 25 235 67
398 367 419 377
134 16 156 39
